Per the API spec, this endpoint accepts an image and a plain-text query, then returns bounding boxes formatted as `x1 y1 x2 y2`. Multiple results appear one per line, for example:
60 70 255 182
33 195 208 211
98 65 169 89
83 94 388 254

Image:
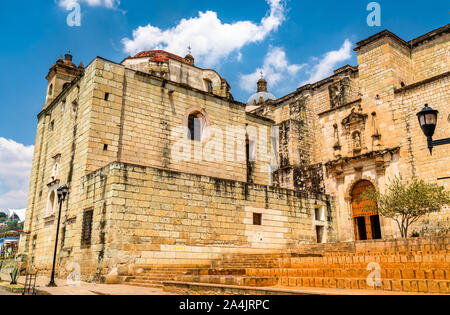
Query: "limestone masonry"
19 24 449 282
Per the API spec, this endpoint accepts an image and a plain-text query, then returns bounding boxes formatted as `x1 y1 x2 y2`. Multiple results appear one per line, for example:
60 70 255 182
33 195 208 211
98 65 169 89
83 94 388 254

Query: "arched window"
188 111 205 142
47 189 57 215
48 84 54 96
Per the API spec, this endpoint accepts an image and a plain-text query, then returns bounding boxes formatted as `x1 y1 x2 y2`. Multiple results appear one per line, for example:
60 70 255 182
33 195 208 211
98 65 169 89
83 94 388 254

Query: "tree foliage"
360 177 450 238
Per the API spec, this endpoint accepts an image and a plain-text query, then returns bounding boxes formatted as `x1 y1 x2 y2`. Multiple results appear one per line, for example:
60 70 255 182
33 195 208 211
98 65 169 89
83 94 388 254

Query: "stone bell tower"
45 52 84 107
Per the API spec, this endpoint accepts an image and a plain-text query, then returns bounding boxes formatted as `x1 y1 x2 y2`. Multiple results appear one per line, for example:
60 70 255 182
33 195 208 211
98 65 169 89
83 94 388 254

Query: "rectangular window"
253 213 262 226
204 79 213 93
315 206 325 221
104 93 110 101
81 210 94 246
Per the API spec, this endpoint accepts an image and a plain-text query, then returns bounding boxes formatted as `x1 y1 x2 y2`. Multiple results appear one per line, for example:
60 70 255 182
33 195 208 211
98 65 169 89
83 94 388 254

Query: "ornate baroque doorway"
351 180 382 240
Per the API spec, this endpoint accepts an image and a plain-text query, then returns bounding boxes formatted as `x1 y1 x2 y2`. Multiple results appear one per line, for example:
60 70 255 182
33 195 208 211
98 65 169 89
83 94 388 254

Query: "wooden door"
351 180 381 240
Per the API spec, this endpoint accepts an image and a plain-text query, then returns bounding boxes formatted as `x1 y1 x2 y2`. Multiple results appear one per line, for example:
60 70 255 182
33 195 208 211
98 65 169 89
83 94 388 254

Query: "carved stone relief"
329 77 350 108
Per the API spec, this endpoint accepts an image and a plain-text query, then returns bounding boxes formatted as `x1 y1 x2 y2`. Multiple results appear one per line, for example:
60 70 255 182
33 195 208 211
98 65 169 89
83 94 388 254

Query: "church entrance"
351 180 382 241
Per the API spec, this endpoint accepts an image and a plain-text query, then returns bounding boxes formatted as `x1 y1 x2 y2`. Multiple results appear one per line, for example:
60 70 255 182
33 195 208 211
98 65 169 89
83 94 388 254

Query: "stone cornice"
394 71 450 94
354 24 449 52
325 147 400 168
354 30 410 52
318 99 362 117
245 112 275 124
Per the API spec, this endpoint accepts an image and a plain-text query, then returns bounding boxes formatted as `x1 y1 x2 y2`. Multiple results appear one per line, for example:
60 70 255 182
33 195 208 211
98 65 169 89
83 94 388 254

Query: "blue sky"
0 0 448 209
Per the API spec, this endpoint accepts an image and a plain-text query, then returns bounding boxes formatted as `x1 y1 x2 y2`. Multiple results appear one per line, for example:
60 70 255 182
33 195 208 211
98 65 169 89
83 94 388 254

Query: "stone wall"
20 56 281 276
72 162 336 279
411 32 449 83
87 58 273 186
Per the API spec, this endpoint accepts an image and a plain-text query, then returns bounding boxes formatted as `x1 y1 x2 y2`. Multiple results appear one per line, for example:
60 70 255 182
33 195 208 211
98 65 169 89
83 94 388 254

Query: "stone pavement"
0 286 20 295
163 281 440 295
0 272 176 295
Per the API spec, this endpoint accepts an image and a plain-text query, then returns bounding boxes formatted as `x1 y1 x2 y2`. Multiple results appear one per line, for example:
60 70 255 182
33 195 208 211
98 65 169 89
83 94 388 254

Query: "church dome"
247 91 276 106
246 77 276 106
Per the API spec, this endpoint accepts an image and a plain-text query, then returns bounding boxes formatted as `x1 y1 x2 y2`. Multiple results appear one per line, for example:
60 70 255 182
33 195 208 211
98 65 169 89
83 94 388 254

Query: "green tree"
0 212 6 222
360 177 450 238
7 220 20 232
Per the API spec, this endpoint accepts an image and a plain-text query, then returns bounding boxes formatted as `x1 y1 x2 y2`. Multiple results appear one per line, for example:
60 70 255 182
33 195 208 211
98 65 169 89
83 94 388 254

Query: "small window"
72 101 78 114
48 84 53 96
104 93 110 101
32 235 37 249
253 213 262 226
204 79 213 93
81 210 94 246
50 120 55 131
315 206 325 221
188 112 205 142
103 144 108 151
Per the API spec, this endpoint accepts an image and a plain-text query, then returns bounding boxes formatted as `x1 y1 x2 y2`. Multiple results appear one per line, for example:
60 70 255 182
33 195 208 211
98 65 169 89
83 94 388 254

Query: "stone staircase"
168 237 450 294
125 237 450 294
124 266 201 288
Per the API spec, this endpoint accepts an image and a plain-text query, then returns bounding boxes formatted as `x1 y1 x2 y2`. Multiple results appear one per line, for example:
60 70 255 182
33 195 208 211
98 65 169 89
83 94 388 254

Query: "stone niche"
341 105 368 156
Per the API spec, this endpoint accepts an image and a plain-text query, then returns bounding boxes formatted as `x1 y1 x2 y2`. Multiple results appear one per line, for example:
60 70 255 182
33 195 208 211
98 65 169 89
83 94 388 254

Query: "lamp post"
47 185 69 287
417 104 450 155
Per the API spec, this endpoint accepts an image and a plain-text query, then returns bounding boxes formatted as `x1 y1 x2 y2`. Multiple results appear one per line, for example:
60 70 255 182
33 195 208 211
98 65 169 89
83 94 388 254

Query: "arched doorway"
351 180 382 241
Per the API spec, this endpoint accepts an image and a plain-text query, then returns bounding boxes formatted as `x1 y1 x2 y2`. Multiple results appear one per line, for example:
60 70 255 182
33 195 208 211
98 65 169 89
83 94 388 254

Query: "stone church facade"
19 25 449 280
250 24 449 242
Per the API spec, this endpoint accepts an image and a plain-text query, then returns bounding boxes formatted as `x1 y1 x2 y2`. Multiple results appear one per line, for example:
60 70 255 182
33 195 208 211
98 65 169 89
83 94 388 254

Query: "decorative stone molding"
345 175 379 200
325 147 400 178
328 77 351 108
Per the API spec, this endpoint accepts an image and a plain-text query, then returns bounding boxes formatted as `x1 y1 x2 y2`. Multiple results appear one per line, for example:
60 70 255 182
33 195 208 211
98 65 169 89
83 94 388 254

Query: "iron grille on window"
81 210 94 246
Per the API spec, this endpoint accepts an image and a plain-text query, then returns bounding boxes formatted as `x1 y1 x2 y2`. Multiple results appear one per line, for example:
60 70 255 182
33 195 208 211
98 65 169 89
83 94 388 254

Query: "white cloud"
301 39 353 85
58 0 120 10
122 0 286 67
0 138 34 209
239 47 306 93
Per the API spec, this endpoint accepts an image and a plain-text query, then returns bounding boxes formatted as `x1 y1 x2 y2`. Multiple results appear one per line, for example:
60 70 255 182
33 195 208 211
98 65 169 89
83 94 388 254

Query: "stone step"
279 261 450 267
135 270 189 275
185 268 248 276
168 274 450 293
135 265 208 270
129 279 166 285
130 275 178 281
162 281 433 295
278 276 450 294
174 275 278 287
126 282 164 289
246 268 450 280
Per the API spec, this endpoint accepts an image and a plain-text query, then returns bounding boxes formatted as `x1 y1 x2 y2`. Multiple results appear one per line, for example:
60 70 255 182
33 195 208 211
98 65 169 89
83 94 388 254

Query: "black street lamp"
417 104 450 155
47 185 69 287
